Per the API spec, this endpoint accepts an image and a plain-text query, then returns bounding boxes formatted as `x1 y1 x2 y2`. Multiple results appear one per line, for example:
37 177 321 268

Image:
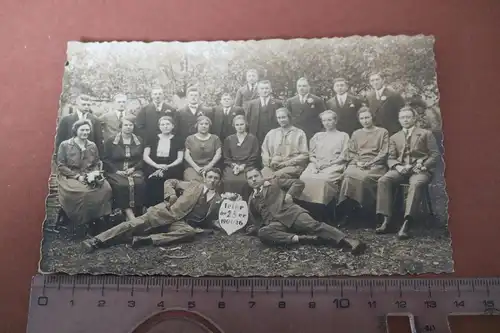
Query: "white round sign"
218 199 249 236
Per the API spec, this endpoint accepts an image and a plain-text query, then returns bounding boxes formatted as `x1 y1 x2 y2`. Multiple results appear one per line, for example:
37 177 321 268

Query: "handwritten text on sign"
218 200 249 235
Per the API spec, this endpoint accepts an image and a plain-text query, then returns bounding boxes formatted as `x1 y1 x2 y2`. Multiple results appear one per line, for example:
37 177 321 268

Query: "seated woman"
222 115 260 199
261 108 309 179
298 110 349 221
56 119 112 239
142 116 184 207
184 116 222 182
337 107 389 225
102 115 145 220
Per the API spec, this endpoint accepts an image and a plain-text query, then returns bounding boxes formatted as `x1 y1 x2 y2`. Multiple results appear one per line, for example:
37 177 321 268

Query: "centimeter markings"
37 275 500 293
29 276 500 333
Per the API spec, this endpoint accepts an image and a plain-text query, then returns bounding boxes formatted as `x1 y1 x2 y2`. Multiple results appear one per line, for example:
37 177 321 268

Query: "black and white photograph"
39 36 452 276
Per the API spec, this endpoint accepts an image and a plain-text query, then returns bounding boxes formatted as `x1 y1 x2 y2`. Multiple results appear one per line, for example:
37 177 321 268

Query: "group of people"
53 68 442 256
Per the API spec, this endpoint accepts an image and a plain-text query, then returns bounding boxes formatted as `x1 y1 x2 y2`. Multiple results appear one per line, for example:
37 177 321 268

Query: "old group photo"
40 36 452 276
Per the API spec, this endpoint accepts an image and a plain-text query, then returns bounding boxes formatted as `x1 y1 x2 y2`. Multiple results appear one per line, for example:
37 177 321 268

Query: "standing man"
326 78 363 136
246 80 283 144
366 72 406 136
82 168 229 252
55 94 104 156
244 168 366 255
375 106 439 239
177 86 213 141
99 93 130 142
134 86 178 143
235 69 259 110
285 77 326 140
261 108 309 179
211 93 245 142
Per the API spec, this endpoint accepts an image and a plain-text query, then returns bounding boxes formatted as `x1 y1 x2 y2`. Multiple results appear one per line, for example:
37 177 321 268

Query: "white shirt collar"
404 126 415 136
77 110 88 120
376 86 386 98
115 110 124 118
261 96 270 104
154 102 163 111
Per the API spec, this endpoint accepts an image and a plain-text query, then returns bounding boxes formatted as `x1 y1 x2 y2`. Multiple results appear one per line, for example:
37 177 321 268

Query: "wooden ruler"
26 275 500 332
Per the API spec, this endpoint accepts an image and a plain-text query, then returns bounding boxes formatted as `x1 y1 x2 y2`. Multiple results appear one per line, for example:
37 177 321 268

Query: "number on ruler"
188 301 196 309
69 300 74 307
248 301 256 308
454 300 465 308
424 324 436 332
333 298 350 309
425 300 437 308
278 301 286 308
368 301 377 308
395 301 407 308
309 302 316 309
128 301 136 308
218 301 225 309
157 301 165 308
483 300 495 308
37 296 48 306
97 300 106 307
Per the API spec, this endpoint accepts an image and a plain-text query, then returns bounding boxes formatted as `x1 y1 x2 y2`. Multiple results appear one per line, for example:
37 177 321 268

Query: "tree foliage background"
60 35 439 117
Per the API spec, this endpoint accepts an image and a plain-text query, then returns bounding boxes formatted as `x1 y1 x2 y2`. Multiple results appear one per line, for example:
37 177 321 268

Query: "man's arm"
423 130 440 170
276 177 305 198
234 87 244 107
134 107 147 140
387 136 400 169
163 179 191 201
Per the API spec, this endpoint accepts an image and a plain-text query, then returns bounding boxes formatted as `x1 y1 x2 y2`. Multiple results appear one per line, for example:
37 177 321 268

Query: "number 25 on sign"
218 199 249 235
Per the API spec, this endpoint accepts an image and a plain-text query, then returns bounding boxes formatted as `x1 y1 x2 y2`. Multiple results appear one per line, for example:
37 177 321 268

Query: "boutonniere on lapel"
349 103 355 108
270 100 275 105
166 109 172 113
307 97 315 108
381 96 387 101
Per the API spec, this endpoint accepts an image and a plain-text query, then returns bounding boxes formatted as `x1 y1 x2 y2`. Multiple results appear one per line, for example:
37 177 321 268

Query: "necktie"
339 96 344 107
118 112 123 121
225 108 230 115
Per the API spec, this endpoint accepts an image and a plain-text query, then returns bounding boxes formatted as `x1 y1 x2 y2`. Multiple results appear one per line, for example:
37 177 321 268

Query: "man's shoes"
341 238 367 255
297 235 320 245
81 238 101 254
131 236 153 249
375 216 391 234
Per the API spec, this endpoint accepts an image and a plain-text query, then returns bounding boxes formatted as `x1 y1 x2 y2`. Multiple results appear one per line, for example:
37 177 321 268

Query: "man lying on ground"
82 167 231 252
244 167 367 255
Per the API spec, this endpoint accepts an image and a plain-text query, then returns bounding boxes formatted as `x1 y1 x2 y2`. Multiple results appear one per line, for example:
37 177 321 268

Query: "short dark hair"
71 119 93 136
333 77 348 85
399 105 417 117
368 71 385 80
186 86 199 94
204 167 222 178
258 80 271 87
244 167 262 178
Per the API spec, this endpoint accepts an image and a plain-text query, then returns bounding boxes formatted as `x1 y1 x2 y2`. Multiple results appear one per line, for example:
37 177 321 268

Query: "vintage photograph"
40 36 452 276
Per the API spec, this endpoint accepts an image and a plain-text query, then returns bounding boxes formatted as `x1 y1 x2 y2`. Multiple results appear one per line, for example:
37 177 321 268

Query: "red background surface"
1 0 499 332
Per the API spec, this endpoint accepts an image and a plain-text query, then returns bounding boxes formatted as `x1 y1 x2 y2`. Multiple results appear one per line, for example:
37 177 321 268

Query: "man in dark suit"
134 86 178 143
55 94 104 156
285 77 326 140
244 168 366 254
366 72 406 136
234 69 259 110
99 93 131 142
82 168 228 252
210 93 245 142
375 106 440 239
246 80 283 144
177 86 213 141
326 78 363 136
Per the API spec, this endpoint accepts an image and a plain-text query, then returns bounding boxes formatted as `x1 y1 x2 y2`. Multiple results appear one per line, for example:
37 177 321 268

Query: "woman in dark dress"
102 116 146 220
222 115 260 199
143 115 184 207
57 119 112 238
